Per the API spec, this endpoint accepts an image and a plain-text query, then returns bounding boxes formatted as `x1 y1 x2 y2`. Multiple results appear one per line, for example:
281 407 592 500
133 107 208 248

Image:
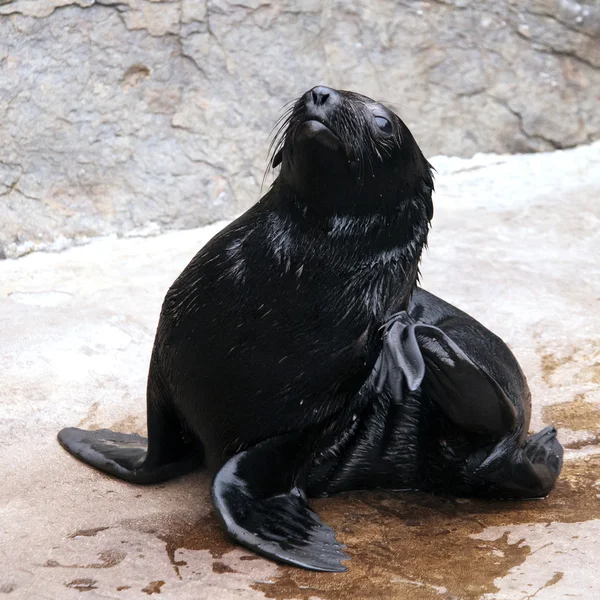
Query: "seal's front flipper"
379 315 517 436
212 434 349 572
58 428 152 483
58 362 204 484
57 426 203 484
470 426 564 498
57 427 201 484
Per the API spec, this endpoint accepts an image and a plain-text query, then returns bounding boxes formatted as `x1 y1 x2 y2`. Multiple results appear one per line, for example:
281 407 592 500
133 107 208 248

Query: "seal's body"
59 87 563 572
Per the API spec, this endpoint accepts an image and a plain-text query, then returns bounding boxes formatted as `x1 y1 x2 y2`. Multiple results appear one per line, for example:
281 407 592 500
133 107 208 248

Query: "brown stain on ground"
116 458 600 599
110 414 146 436
0 583 17 594
213 561 236 574
141 580 165 595
68 526 109 539
540 345 600 386
155 512 232 564
77 401 100 429
127 509 235 579
45 550 126 569
561 433 600 450
542 571 564 590
540 352 572 385
247 457 600 600
0 584 16 594
543 394 600 432
65 579 98 592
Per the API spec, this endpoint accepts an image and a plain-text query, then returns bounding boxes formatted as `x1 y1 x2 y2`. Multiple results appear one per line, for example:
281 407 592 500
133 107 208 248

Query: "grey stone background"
1 0 599 258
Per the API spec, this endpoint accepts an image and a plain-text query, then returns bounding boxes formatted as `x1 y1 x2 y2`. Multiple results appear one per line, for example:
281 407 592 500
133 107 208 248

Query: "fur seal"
58 86 563 572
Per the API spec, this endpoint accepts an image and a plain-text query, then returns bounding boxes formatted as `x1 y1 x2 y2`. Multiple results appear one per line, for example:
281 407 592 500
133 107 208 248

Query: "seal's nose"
306 86 338 108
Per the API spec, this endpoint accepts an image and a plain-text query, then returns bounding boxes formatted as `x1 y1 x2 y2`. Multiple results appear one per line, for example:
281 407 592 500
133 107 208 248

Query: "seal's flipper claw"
414 324 518 436
212 435 349 572
58 427 201 484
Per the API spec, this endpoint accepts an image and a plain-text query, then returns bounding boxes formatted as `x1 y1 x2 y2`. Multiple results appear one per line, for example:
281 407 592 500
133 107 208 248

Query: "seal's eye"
374 115 392 134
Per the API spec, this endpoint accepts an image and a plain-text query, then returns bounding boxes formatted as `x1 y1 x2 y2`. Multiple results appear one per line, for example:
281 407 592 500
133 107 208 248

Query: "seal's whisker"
267 106 299 159
269 104 295 135
268 112 295 151
262 104 305 192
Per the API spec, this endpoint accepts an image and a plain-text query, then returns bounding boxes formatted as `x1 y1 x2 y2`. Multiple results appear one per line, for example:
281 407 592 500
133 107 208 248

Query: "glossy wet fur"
271 87 433 220
58 86 563 572
156 88 434 469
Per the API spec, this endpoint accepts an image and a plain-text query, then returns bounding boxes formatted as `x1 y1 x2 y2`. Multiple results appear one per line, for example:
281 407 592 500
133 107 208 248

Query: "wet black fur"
58 87 563 572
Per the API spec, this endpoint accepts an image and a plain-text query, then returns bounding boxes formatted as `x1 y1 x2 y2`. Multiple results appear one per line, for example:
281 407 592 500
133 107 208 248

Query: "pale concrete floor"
1 143 599 599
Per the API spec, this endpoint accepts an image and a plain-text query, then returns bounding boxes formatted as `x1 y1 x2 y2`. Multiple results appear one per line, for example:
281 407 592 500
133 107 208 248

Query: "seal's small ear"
422 180 434 221
272 148 283 169
422 162 435 221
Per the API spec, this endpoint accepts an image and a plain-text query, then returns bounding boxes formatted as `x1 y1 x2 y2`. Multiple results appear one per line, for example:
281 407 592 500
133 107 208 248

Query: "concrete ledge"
1 143 599 599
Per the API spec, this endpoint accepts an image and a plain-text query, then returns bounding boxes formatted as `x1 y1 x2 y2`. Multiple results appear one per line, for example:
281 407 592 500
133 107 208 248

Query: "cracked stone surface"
1 0 599 258
1 143 599 599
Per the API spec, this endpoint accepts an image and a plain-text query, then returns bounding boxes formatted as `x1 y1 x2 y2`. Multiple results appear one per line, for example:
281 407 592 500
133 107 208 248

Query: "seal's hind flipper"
377 314 426 397
416 323 518 435
212 434 349 572
469 426 564 498
58 427 202 484
379 314 517 436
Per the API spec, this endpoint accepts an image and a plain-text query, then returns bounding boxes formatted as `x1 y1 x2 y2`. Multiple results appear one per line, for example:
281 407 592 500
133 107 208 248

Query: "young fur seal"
58 86 563 572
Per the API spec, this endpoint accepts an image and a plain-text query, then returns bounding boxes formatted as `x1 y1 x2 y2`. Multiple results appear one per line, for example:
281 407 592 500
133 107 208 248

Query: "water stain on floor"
77 401 101 429
64 578 98 592
110 414 146 436
68 526 109 539
543 393 600 450
46 550 126 570
544 394 600 433
157 511 233 573
539 344 600 387
212 561 237 574
113 455 600 599
248 456 600 600
541 353 568 385
125 508 247 579
141 580 165 595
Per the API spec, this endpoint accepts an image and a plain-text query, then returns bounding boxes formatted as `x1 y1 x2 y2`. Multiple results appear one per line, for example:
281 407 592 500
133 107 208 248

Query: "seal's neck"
267 184 431 318
333 208 429 318
278 183 431 256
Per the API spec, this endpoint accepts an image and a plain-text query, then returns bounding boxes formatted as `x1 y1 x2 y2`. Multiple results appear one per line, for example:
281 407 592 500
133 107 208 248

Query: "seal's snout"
294 86 344 150
307 86 338 108
303 86 340 122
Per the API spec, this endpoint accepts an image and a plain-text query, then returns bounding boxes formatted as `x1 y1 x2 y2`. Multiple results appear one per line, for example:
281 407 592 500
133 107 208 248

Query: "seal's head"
271 86 433 219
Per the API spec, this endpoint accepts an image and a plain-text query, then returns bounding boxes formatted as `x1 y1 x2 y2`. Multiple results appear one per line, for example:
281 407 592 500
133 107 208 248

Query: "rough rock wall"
0 0 599 257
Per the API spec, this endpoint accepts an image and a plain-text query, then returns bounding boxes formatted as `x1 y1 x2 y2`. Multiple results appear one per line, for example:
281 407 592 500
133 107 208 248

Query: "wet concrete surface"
1 143 599 599
254 456 600 600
